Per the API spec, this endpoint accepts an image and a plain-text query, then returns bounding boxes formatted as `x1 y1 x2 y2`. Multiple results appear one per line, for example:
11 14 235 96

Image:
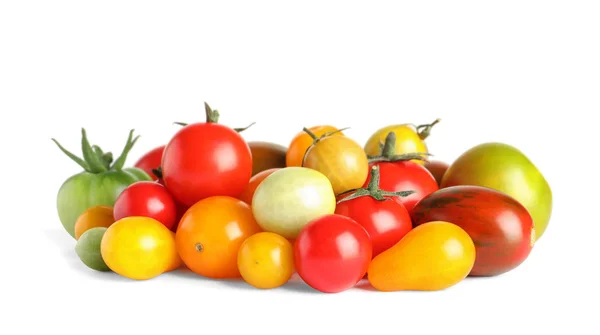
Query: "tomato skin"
411 185 535 276
113 181 178 231
237 232 295 289
238 168 280 205
74 205 115 240
134 145 165 181
176 196 262 279
286 125 343 167
424 160 449 186
365 161 438 213
335 195 412 257
248 141 287 176
294 214 372 293
161 123 253 207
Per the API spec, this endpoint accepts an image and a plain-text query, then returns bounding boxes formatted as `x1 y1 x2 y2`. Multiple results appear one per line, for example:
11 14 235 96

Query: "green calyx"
367 131 431 163
336 165 415 204
175 101 256 133
52 128 140 174
416 118 441 140
151 166 163 179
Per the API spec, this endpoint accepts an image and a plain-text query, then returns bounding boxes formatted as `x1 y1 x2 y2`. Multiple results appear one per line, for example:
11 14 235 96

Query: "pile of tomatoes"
55 102 552 293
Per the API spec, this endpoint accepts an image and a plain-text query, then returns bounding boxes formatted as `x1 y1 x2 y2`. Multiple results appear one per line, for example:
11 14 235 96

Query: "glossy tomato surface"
365 161 438 213
113 181 178 230
412 185 535 276
134 145 165 181
335 195 412 257
294 214 372 293
161 122 252 207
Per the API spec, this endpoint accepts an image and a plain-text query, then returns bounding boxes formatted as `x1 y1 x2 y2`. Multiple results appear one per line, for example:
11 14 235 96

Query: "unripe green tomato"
251 167 336 239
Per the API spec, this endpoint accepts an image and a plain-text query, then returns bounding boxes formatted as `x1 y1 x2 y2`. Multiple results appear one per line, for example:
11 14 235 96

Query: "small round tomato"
162 103 253 207
176 196 262 279
238 168 280 205
335 166 413 257
101 216 177 280
134 145 165 181
424 160 449 186
74 205 115 240
252 167 336 239
294 214 372 293
302 129 369 195
113 181 178 230
286 125 343 167
237 232 294 289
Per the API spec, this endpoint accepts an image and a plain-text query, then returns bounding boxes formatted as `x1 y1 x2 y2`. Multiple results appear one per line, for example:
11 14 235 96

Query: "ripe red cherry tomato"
294 214 372 293
113 181 178 230
134 145 165 181
161 103 253 207
335 166 413 257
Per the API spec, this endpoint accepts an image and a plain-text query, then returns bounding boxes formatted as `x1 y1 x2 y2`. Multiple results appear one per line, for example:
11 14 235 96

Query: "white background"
1 1 599 334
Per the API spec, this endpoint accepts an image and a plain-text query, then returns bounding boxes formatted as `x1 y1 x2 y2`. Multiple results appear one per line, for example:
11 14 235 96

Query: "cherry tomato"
286 125 343 167
161 103 253 207
335 166 413 257
294 214 372 293
176 196 262 279
303 130 369 195
424 160 449 186
74 205 115 240
134 145 165 181
238 168 280 205
113 181 178 230
237 232 294 289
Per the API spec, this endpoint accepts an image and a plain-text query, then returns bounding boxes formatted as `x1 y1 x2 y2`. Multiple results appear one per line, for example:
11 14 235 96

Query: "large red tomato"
294 214 372 293
335 166 413 257
134 145 165 181
113 181 178 230
161 103 253 207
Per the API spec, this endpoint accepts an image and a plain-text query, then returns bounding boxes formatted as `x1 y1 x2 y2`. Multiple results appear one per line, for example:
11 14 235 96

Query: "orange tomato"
303 134 369 195
175 196 262 279
74 205 115 240
367 221 475 291
238 168 280 205
286 125 343 167
237 232 295 289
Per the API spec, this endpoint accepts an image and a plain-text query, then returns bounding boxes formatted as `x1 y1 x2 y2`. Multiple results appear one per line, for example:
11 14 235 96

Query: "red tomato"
134 145 165 181
113 181 178 230
365 161 438 213
161 103 253 207
294 214 372 293
335 194 412 257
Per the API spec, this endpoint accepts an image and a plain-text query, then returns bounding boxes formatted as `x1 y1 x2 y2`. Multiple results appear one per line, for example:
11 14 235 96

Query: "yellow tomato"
364 120 440 164
237 232 294 289
100 216 177 280
74 205 115 240
286 125 343 167
165 231 183 272
368 221 475 291
303 134 369 195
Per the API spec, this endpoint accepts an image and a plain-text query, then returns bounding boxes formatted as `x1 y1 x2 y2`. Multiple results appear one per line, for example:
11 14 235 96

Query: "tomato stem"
151 166 163 179
234 122 256 133
111 129 140 171
336 165 415 204
205 102 220 123
302 127 319 141
368 132 431 163
416 118 441 140
51 138 91 172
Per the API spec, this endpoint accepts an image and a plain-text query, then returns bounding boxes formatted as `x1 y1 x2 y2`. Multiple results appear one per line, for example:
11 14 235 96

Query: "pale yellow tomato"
237 232 295 289
100 216 176 280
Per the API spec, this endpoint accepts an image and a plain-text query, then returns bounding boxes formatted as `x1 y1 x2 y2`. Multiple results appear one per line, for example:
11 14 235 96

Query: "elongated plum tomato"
52 129 151 238
252 167 336 239
364 119 440 164
134 145 165 181
411 185 535 276
113 181 178 231
294 214 372 293
286 125 343 167
368 221 475 291
161 103 253 207
335 166 413 257
365 132 438 213
176 196 262 279
237 232 294 289
238 168 280 205
302 128 369 195
101 216 177 280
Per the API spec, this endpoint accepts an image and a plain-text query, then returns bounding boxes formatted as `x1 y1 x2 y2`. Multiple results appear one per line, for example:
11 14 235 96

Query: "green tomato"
441 142 552 240
75 227 111 272
52 129 151 238
251 167 336 239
